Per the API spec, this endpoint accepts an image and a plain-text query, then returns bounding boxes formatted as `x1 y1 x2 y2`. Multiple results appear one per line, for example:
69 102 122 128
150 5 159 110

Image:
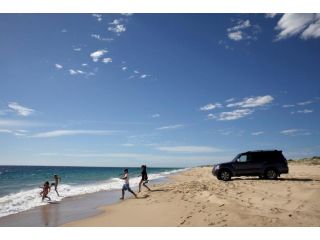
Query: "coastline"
63 162 320 227
0 175 171 227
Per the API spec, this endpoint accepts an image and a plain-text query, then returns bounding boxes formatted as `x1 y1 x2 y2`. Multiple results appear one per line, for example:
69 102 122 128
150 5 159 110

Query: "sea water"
0 165 185 218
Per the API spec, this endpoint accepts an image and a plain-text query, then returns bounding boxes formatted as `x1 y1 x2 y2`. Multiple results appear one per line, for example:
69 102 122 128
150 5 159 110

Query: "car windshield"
232 154 241 162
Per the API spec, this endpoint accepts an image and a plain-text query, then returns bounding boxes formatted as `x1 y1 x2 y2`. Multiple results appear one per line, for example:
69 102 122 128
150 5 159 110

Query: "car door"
232 153 253 175
249 153 265 174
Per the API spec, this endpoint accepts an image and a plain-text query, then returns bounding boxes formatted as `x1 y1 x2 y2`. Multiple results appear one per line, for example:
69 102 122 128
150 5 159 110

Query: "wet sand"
0 178 168 227
0 190 120 227
64 162 320 227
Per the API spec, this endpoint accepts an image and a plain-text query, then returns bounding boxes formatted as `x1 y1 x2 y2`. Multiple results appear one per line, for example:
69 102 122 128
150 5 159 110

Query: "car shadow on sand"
231 177 318 182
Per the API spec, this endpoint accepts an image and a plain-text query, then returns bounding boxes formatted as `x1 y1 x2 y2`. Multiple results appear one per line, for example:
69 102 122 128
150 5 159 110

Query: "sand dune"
63 162 320 227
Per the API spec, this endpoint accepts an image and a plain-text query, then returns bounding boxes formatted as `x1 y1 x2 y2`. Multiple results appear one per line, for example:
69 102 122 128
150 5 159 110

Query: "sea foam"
0 168 187 218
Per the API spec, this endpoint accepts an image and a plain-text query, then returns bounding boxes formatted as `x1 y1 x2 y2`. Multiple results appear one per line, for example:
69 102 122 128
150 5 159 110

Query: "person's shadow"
41 205 50 226
149 189 168 192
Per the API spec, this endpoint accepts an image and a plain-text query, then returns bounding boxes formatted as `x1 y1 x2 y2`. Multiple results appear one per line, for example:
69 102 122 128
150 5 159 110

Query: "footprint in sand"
270 207 282 213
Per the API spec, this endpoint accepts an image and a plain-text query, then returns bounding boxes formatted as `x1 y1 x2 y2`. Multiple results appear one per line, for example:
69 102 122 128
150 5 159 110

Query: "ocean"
0 165 184 218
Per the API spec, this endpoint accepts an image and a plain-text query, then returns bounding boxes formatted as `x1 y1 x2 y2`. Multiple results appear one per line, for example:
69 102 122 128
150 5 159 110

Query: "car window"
238 154 248 162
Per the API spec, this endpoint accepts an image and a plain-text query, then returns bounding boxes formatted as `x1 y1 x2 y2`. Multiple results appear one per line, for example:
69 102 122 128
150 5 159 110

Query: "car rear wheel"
218 170 231 181
264 168 278 180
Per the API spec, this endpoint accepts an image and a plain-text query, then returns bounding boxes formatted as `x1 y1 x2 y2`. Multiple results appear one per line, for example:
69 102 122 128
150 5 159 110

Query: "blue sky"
0 13 320 167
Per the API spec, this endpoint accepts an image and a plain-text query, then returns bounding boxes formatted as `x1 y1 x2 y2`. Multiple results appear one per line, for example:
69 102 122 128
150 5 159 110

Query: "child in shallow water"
40 181 51 201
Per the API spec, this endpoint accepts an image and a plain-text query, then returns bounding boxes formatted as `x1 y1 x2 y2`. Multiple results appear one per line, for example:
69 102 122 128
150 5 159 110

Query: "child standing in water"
40 181 51 201
51 174 61 196
120 169 137 200
139 165 151 192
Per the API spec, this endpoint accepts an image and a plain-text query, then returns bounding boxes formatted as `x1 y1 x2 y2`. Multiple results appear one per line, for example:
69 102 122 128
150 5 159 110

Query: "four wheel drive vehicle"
212 150 289 181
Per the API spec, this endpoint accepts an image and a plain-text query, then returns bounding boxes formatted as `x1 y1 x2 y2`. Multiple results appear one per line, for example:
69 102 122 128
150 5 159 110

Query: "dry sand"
63 161 320 227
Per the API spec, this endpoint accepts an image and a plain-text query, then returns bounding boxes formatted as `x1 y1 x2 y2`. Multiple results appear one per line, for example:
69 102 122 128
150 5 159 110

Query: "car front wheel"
218 170 231 181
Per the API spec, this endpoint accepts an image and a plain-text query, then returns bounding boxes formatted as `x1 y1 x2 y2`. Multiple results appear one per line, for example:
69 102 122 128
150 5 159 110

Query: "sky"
0 13 320 167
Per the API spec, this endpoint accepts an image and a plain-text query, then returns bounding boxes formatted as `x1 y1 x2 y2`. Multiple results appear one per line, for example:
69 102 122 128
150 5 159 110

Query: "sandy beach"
63 160 320 227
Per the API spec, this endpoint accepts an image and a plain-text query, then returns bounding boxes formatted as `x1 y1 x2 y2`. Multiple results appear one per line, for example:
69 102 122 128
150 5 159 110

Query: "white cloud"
151 113 160 118
275 13 320 40
207 113 216 119
90 49 108 62
156 124 184 130
265 13 278 18
8 102 34 116
102 58 112 64
92 13 102 22
0 119 37 127
280 129 299 135
109 19 121 25
156 145 222 153
121 13 134 16
200 103 222 111
73 48 81 51
82 63 88 67
227 20 251 32
32 130 119 138
227 95 274 108
55 64 63 69
91 34 113 42
122 66 127 71
0 129 12 133
134 70 139 74
301 18 320 39
108 24 126 34
38 152 224 166
91 34 100 40
228 31 243 41
251 131 264 136
140 74 149 79
69 69 85 75
218 109 253 121
69 69 77 75
297 100 312 106
227 19 258 41
296 109 313 114
282 104 295 108
280 129 311 136
0 129 28 137
61 29 67 33
225 98 235 103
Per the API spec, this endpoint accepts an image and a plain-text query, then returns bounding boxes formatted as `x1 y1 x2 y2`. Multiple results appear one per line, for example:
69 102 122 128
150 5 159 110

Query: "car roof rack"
245 150 282 153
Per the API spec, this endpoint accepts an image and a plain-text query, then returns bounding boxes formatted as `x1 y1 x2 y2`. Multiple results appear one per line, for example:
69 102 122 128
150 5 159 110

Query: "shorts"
122 183 130 191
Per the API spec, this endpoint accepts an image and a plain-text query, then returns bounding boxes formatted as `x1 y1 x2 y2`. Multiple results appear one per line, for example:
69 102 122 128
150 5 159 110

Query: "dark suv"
212 150 289 181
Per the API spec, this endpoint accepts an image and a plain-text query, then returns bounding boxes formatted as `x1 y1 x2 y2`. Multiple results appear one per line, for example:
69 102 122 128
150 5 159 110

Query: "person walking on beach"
40 181 51 201
120 169 137 200
51 174 61 196
139 165 151 193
